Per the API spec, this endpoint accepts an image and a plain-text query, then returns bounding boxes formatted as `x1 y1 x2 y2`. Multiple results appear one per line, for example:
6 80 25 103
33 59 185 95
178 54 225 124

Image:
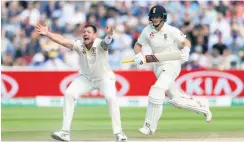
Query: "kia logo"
1 74 19 99
176 71 243 97
59 73 130 96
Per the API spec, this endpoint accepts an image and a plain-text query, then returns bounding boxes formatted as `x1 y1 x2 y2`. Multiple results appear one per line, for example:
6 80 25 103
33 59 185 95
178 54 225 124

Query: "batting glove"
133 52 145 65
180 47 190 63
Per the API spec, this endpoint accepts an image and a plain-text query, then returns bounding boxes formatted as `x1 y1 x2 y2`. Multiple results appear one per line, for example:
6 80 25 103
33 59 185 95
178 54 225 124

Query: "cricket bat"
122 51 181 63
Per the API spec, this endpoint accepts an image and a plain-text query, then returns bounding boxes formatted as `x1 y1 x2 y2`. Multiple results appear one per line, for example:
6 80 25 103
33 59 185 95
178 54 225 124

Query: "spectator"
20 2 40 26
238 47 244 69
13 57 28 66
215 1 228 15
210 12 231 42
209 48 224 69
205 1 218 24
28 52 45 68
2 54 14 66
212 31 227 55
42 49 70 70
25 32 41 58
221 49 240 70
1 1 243 70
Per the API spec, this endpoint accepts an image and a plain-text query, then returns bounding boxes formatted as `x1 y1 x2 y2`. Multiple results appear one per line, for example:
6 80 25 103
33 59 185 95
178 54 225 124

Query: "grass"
1 106 244 141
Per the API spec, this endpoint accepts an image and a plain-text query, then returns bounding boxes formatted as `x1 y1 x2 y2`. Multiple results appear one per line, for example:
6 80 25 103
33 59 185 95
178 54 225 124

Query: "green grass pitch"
2 106 244 141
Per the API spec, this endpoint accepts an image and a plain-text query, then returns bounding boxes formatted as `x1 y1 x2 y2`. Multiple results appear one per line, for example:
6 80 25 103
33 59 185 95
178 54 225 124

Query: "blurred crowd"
1 1 244 70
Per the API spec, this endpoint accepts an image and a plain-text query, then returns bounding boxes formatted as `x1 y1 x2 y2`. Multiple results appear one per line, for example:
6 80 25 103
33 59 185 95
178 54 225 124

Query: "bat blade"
121 51 181 64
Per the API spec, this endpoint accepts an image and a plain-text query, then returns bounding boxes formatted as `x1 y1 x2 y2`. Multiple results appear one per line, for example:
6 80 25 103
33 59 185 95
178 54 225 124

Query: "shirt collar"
150 23 166 33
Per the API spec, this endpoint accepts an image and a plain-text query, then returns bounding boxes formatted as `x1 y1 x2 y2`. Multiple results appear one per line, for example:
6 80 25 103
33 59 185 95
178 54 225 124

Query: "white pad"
168 95 209 114
144 86 165 133
149 71 175 104
144 70 175 133
144 101 163 133
148 86 165 104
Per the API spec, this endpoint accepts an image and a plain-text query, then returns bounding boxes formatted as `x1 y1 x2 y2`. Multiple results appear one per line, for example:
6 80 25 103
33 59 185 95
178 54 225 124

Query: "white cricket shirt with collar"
72 38 115 81
137 23 186 64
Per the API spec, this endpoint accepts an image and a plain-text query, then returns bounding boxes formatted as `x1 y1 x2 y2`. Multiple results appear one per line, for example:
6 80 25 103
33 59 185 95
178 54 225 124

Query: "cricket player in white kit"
133 5 212 135
35 23 127 142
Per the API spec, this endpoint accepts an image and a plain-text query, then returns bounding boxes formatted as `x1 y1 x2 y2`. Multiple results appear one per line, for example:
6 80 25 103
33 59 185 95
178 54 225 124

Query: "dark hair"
84 25 97 33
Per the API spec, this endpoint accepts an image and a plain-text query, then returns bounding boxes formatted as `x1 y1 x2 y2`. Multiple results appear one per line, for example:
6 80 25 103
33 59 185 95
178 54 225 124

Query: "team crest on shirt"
149 32 154 38
82 49 86 54
164 34 167 41
91 47 96 55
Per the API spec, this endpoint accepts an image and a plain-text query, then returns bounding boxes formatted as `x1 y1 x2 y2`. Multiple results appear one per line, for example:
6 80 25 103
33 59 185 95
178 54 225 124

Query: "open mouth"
84 37 89 41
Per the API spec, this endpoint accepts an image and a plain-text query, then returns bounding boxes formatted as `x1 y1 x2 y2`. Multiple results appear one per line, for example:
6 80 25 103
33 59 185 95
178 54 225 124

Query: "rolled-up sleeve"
172 27 186 44
72 40 83 54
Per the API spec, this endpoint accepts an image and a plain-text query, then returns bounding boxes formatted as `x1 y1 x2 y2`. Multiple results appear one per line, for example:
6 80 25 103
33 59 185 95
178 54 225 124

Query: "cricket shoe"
116 132 127 142
51 130 70 142
139 123 153 135
204 109 212 123
201 98 212 123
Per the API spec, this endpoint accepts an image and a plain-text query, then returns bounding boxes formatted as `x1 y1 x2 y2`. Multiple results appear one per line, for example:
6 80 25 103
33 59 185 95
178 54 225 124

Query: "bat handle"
122 59 135 63
122 58 147 63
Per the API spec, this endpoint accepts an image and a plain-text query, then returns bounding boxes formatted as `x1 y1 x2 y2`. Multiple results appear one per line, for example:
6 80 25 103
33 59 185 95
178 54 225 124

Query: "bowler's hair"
84 25 97 33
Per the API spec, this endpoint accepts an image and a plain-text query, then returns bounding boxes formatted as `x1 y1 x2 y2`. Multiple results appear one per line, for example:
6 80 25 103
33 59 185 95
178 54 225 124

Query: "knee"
148 86 166 105
154 75 174 91
166 85 184 100
64 87 77 99
168 95 193 109
168 97 182 109
105 95 117 104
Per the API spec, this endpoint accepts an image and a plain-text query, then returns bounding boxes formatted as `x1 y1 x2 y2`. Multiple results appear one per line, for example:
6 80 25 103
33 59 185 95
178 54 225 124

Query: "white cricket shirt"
137 23 186 65
72 38 115 80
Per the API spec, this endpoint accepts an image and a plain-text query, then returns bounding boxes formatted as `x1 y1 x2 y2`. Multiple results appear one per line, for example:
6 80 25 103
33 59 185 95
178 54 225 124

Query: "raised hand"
106 26 113 37
35 22 49 36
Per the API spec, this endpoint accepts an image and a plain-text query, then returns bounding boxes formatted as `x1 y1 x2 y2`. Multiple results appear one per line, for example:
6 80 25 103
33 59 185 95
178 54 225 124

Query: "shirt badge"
149 32 154 38
164 34 167 40
91 47 96 55
82 49 86 54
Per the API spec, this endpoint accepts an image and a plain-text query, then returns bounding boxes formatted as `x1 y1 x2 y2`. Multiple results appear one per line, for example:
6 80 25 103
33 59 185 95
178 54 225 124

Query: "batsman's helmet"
148 5 167 22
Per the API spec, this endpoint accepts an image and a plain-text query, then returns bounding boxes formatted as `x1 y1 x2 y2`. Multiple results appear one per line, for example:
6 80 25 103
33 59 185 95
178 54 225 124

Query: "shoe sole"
207 114 212 123
205 110 212 123
117 139 127 142
51 134 68 142
138 129 152 136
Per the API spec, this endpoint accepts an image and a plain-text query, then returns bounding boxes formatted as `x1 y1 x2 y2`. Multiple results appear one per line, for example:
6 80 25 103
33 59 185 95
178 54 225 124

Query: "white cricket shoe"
116 132 127 142
139 123 153 135
201 98 212 123
204 109 212 123
51 130 70 142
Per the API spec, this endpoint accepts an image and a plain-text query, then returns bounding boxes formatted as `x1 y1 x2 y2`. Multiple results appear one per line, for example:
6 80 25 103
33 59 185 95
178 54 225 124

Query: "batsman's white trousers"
142 61 181 132
153 61 181 91
62 75 122 134
143 61 210 133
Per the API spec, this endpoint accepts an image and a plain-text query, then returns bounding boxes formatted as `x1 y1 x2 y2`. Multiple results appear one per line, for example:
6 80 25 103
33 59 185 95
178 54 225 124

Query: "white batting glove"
180 47 190 63
133 52 145 65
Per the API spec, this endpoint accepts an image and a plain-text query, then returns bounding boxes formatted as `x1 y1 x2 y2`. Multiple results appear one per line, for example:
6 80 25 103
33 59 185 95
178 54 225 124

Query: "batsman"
133 5 212 135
